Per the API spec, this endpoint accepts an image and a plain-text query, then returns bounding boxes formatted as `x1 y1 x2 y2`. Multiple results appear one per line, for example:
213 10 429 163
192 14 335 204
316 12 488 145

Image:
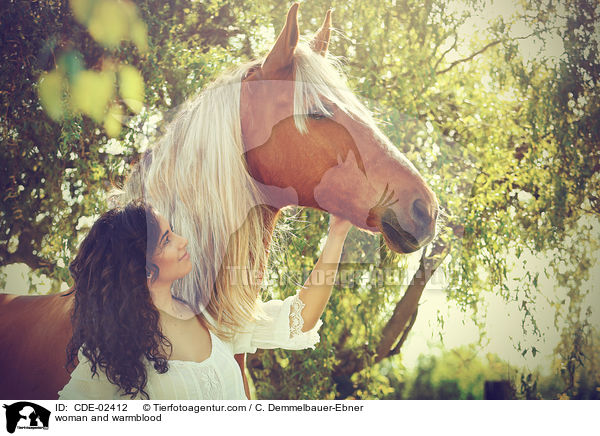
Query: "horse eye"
307 105 332 120
308 112 326 120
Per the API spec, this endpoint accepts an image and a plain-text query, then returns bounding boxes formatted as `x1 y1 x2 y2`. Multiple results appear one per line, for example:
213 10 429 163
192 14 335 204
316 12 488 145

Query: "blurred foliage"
38 0 148 131
383 337 599 400
400 345 515 400
1 0 598 399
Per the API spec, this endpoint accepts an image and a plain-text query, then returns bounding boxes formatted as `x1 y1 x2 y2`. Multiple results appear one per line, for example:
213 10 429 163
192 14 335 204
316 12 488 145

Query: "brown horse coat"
0 292 74 399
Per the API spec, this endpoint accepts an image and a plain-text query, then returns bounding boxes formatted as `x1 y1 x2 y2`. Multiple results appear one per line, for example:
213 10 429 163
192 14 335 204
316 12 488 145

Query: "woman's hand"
328 214 353 237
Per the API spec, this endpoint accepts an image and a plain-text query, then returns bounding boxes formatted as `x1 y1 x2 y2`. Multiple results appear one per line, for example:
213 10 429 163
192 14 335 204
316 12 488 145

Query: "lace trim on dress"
289 292 306 339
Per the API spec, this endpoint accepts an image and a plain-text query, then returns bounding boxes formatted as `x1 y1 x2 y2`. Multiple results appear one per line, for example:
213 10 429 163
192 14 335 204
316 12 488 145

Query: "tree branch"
0 245 55 273
435 28 561 76
388 306 419 357
374 240 449 364
433 31 458 73
435 39 502 75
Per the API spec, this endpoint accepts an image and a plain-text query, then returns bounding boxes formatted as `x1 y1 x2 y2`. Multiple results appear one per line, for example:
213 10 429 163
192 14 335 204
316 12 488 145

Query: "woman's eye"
308 112 326 120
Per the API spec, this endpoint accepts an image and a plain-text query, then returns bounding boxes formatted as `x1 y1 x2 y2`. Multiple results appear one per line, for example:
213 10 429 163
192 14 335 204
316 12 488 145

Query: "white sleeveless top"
58 290 322 400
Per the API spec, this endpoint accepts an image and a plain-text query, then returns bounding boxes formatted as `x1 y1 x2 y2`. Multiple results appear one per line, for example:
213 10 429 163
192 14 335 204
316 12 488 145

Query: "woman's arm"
231 215 350 352
296 215 352 332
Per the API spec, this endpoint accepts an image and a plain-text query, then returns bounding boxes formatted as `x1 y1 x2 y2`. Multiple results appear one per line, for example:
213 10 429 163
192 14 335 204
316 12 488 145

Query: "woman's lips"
179 252 190 261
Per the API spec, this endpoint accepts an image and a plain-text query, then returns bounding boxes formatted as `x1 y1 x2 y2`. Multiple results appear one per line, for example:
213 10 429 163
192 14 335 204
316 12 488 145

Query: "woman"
58 201 351 400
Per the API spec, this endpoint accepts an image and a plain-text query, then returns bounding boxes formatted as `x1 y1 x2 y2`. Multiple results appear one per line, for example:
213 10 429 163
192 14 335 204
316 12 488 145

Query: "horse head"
241 3 439 254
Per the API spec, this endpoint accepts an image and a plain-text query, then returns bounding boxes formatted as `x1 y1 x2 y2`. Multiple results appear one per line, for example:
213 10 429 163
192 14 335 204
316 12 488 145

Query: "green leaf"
69 0 95 24
71 69 115 122
87 0 129 48
119 65 144 113
38 70 65 121
130 19 148 53
60 51 84 82
104 103 123 137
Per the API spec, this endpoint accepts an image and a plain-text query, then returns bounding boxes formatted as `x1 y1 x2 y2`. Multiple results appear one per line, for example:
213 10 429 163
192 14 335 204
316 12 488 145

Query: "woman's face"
150 214 193 284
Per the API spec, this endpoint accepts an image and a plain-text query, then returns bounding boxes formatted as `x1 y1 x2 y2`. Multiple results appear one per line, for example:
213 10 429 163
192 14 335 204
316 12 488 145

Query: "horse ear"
310 9 332 56
261 3 299 75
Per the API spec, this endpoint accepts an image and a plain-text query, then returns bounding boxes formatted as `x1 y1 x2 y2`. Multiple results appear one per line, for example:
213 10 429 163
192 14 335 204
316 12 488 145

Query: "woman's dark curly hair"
65 201 173 400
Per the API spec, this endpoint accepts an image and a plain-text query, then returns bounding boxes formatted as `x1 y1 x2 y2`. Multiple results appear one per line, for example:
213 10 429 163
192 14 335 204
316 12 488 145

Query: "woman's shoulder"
71 348 105 375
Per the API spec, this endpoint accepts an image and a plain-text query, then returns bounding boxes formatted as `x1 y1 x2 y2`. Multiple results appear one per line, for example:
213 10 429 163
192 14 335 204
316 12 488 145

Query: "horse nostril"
412 199 431 227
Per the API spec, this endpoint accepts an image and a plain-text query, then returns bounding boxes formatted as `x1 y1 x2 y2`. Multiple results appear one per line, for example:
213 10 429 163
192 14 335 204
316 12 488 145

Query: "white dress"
58 290 322 400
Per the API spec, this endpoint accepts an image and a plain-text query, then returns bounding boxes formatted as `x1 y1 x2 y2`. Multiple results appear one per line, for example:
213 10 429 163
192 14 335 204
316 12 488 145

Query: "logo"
2 402 50 433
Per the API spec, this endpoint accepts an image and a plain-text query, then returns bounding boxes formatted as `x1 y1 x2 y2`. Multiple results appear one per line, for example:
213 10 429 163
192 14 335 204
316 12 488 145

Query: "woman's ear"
146 265 157 283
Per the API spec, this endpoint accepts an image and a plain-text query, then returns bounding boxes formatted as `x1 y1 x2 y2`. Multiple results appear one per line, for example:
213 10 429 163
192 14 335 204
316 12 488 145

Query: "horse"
0 3 438 400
